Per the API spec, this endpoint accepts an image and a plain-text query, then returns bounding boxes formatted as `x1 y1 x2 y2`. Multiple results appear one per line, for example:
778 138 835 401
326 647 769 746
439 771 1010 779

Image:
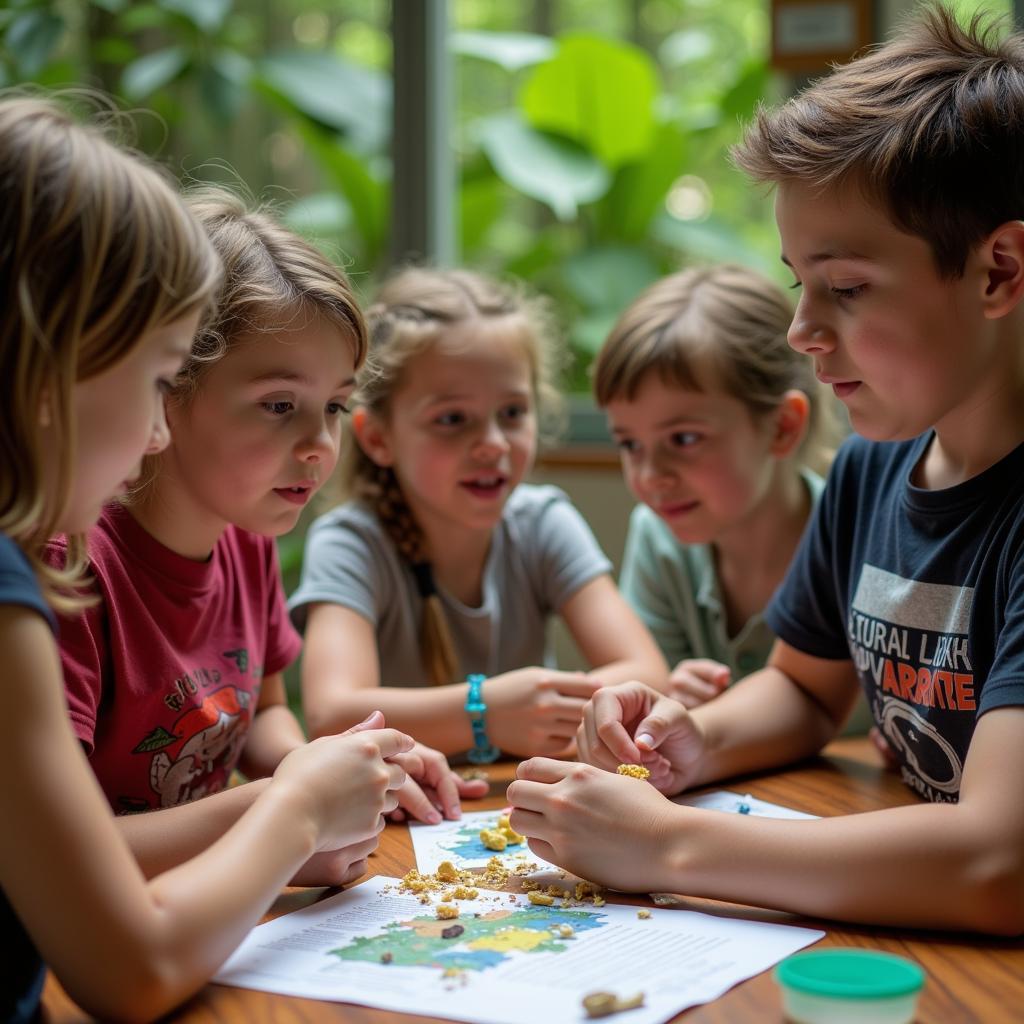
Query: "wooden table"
43 738 1024 1023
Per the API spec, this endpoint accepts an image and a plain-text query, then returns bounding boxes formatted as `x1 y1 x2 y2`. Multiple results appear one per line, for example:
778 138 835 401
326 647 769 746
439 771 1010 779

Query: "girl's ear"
769 389 810 458
352 407 394 467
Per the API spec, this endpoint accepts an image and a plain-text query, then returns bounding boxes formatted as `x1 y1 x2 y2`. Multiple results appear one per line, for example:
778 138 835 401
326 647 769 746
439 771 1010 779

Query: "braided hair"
338 268 565 685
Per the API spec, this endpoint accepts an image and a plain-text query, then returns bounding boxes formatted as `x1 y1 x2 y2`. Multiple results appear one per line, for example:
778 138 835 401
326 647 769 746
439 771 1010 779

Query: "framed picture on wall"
771 0 874 74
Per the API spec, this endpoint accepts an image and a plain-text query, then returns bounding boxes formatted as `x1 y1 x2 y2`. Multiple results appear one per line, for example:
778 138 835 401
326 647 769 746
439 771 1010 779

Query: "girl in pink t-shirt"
51 191 483 882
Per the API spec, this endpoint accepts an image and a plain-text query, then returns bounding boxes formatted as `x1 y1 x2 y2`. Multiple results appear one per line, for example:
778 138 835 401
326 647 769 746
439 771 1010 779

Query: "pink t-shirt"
48 504 302 813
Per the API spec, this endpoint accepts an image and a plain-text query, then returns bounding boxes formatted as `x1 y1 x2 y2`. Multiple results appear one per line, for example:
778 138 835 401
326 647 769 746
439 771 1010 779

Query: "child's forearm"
687 666 838 786
237 704 306 778
659 800 1023 934
115 781 269 876
587 655 669 689
306 683 474 752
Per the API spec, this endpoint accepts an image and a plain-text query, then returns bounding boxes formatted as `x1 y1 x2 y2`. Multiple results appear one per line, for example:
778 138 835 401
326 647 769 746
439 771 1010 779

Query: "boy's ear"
351 407 393 467
980 220 1024 319
769 389 810 458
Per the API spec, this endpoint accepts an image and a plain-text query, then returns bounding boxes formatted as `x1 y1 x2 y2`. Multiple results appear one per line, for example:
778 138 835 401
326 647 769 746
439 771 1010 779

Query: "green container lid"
775 949 925 1000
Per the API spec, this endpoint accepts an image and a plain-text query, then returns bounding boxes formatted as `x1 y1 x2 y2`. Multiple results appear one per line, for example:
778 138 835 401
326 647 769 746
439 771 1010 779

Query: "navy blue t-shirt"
766 433 1024 803
1 532 56 1024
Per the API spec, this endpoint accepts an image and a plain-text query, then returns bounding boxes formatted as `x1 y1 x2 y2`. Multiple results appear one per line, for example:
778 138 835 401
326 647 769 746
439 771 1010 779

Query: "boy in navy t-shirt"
507 6 1024 934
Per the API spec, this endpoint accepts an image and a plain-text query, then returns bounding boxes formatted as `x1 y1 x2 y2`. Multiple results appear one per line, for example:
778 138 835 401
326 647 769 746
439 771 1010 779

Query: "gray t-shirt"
620 468 825 678
289 484 612 686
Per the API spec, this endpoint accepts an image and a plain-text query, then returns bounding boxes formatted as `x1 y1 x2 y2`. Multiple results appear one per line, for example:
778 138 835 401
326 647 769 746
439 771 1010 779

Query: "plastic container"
774 949 925 1024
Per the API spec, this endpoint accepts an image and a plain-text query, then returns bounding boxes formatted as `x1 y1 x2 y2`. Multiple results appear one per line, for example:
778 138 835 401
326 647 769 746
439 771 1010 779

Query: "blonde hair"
732 6 1024 277
344 267 564 686
592 264 836 473
0 94 222 609
132 188 369 493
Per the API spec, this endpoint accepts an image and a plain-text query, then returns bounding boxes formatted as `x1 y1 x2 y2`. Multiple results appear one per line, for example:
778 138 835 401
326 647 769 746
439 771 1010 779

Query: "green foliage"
520 34 657 167
477 111 609 221
0 0 783 386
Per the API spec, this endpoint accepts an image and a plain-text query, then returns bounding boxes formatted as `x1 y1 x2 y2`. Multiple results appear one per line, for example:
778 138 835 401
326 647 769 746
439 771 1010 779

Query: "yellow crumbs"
479 814 526 851
394 854 607 917
527 890 555 906
616 764 650 780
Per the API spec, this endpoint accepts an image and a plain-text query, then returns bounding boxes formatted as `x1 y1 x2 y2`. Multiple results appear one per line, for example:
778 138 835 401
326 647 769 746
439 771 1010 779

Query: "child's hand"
272 724 413 851
506 758 682 892
667 658 731 708
387 742 490 823
576 681 705 796
288 836 379 888
484 668 603 757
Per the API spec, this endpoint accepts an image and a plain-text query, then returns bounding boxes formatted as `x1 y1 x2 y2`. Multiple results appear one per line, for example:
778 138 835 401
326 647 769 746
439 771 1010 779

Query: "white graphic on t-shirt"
849 564 973 801
876 696 962 795
147 687 251 807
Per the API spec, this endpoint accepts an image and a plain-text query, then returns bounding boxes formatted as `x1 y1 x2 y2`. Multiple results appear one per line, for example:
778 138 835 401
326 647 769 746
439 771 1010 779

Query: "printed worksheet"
409 808 559 874
215 875 824 1023
673 789 818 819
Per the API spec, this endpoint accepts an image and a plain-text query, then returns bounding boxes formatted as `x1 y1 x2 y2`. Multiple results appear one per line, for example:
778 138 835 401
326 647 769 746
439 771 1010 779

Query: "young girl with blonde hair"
0 96 411 1022
48 190 479 876
594 263 838 708
291 267 667 761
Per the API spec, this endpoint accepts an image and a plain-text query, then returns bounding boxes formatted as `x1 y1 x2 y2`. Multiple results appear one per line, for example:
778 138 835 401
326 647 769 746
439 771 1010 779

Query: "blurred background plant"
0 0 787 395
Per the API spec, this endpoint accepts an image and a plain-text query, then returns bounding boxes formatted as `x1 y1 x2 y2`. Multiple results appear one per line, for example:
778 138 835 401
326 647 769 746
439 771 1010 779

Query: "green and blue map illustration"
332 905 606 972
441 814 523 862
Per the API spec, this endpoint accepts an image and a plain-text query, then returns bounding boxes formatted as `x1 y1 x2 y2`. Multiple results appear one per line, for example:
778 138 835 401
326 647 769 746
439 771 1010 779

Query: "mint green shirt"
620 469 826 678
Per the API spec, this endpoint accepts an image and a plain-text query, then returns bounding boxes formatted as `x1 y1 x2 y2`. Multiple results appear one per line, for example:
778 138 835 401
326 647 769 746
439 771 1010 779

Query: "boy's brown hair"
733 5 1024 277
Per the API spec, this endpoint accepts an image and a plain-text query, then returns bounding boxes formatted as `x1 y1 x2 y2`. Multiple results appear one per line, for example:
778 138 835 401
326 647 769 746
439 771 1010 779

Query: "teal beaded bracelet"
465 673 500 764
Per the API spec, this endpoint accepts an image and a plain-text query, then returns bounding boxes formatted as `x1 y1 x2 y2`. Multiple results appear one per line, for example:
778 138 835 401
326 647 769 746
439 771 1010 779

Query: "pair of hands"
506 681 705 891
483 667 604 757
282 711 488 888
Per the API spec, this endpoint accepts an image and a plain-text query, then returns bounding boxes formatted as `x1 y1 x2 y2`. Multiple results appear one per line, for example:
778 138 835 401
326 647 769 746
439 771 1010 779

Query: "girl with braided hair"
291 268 667 760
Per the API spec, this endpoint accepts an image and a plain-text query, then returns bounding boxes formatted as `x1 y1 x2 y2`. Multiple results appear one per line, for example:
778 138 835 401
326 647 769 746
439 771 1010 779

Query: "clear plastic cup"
774 948 925 1024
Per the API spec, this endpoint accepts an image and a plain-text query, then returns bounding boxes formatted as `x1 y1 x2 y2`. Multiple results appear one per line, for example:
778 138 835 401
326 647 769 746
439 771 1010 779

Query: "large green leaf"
199 54 249 122
453 30 555 71
570 309 621 358
121 46 188 100
283 191 353 239
659 27 716 68
158 0 231 33
291 122 388 268
652 212 777 276
596 119 688 243
520 34 657 168
477 111 609 221
720 59 769 121
119 4 169 32
6 10 64 77
459 173 505 255
563 246 661 314
259 50 389 152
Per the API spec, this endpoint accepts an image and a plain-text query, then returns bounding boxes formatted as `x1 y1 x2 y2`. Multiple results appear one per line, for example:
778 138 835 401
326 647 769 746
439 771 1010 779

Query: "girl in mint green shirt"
594 264 838 709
